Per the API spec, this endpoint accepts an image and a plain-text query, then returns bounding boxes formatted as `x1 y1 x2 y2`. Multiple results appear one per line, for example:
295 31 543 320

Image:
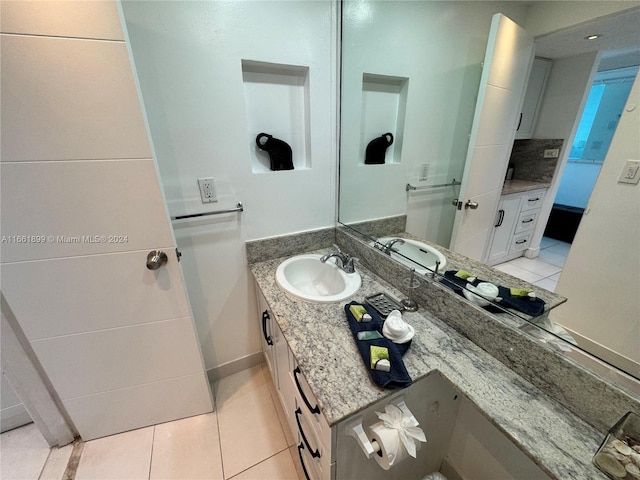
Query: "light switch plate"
544 148 559 158
618 160 640 185
417 163 430 183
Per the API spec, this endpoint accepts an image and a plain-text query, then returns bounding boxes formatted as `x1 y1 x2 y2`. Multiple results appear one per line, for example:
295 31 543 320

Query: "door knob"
465 200 479 210
146 250 168 270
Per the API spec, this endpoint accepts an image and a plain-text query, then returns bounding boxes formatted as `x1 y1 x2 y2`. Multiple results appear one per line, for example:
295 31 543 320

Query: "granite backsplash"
509 138 564 183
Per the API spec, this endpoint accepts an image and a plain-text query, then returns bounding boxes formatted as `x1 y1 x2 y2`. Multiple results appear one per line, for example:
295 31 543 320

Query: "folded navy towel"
441 270 546 317
344 302 412 389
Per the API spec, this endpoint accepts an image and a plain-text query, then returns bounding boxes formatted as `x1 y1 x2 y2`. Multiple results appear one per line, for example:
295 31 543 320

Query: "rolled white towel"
422 473 448 480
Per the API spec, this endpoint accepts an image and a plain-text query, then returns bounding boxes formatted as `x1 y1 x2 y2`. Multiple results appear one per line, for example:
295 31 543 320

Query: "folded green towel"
349 304 367 321
510 288 537 299
370 345 389 369
454 270 474 280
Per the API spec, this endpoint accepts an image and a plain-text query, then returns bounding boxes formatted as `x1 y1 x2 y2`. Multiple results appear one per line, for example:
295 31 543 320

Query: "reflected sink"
275 254 362 303
374 237 447 275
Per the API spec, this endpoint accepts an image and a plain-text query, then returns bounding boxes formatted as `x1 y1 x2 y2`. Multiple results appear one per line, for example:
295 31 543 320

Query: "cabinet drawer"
510 232 532 253
295 395 333 480
292 364 332 451
297 439 334 480
520 189 545 211
514 210 539 234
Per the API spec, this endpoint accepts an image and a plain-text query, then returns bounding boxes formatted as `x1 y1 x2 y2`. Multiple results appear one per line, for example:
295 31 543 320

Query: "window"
569 66 638 164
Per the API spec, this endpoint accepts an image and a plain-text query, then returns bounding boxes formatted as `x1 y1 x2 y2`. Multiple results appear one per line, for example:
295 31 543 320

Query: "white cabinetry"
515 57 552 140
486 188 546 265
256 287 336 479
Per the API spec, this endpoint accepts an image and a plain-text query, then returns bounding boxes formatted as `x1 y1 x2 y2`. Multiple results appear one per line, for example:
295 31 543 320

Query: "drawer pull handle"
296 407 321 459
297 443 312 480
294 366 320 414
495 209 504 227
515 239 527 245
261 311 273 346
528 197 540 202
521 218 534 224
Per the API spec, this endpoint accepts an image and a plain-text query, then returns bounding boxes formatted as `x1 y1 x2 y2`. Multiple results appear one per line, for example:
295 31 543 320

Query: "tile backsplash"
509 139 564 183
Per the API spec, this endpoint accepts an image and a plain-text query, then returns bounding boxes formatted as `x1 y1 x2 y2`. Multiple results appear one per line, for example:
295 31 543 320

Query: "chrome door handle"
146 250 168 270
465 200 479 210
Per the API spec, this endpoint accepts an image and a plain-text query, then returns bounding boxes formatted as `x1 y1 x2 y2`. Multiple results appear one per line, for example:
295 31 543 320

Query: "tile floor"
1 364 302 480
493 236 571 292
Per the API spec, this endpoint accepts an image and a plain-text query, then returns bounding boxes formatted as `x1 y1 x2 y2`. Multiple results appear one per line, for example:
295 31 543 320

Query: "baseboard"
1 406 33 433
206 352 264 384
524 246 540 259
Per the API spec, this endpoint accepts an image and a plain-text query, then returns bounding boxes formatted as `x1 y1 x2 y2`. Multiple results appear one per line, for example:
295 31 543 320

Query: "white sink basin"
374 237 447 275
275 254 362 303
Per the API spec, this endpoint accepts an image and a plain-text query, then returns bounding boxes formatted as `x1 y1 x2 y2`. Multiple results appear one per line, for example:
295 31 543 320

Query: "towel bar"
171 202 243 221
406 179 461 192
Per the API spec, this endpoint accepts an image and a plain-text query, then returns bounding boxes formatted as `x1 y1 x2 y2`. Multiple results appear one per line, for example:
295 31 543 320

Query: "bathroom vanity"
486 185 549 265
249 248 609 479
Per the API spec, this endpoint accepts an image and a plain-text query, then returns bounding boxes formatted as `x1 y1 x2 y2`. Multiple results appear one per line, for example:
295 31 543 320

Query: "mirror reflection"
338 1 640 381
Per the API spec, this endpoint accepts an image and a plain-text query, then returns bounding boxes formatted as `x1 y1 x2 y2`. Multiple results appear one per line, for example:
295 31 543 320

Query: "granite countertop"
250 252 606 479
502 179 551 195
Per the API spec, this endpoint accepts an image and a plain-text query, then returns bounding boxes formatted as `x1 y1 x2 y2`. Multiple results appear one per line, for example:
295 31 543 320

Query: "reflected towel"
441 270 546 317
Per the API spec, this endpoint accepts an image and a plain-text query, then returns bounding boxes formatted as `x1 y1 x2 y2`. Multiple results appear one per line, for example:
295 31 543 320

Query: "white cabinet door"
450 14 535 261
486 195 522 265
516 58 552 139
257 291 277 386
275 324 296 437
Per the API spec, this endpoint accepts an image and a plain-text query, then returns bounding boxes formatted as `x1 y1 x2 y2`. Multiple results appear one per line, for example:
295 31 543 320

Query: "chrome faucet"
380 238 405 255
320 244 357 274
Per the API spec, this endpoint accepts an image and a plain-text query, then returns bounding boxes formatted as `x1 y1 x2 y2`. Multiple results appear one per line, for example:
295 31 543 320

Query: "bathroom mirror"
338 1 640 382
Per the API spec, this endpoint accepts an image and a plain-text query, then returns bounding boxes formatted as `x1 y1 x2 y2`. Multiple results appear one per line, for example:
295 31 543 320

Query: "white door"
0 1 213 441
449 14 535 261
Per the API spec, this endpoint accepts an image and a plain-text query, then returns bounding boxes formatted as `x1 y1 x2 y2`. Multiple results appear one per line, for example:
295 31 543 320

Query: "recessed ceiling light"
585 34 601 40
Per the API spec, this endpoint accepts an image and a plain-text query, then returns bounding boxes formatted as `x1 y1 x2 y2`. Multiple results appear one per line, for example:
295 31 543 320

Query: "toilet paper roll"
368 421 410 470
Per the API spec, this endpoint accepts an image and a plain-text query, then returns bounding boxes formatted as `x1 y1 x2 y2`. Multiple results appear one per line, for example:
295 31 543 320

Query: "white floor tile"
538 250 568 268
540 236 559 249
492 263 544 284
549 272 562 282
229 449 300 480
533 277 558 293
149 413 223 480
544 241 571 256
0 423 50 480
216 369 288 478
213 365 267 407
509 257 562 277
75 427 154 480
39 443 74 480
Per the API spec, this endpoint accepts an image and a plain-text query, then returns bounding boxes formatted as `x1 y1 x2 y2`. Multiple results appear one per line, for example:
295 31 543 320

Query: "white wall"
339 1 530 248
120 1 337 371
1 0 212 440
524 1 640 37
552 74 640 377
